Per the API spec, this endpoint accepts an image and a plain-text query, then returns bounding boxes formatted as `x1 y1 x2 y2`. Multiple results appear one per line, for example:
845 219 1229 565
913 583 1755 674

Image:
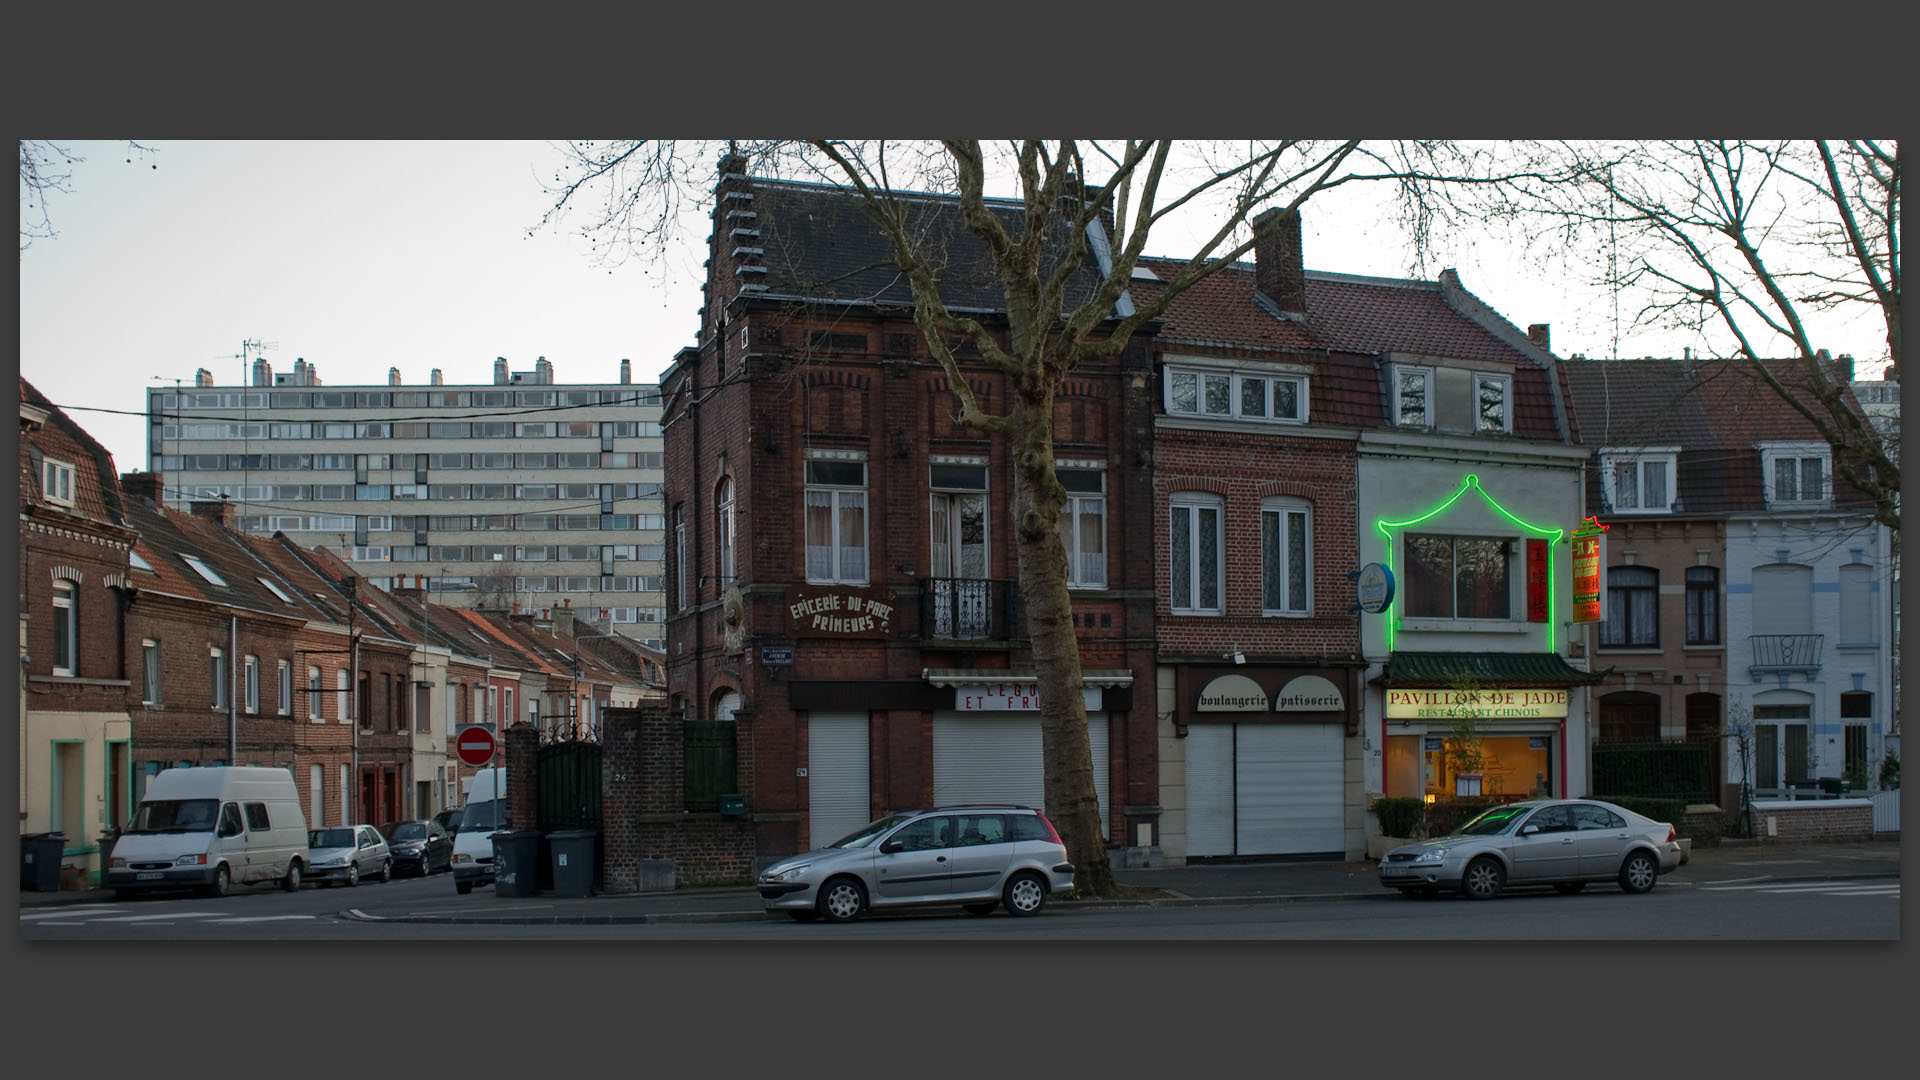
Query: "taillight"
1036 813 1064 845
1665 826 1676 843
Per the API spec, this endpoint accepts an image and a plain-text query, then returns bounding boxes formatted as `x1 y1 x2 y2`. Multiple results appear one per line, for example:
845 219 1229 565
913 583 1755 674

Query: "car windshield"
126 799 218 834
828 814 915 850
1455 805 1534 836
310 827 355 848
461 799 503 832
387 823 426 841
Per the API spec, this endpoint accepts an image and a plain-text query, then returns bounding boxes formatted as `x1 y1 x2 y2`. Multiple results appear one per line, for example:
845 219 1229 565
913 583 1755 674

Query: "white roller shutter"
1234 724 1345 855
807 712 870 849
1184 725 1235 857
933 713 1108 838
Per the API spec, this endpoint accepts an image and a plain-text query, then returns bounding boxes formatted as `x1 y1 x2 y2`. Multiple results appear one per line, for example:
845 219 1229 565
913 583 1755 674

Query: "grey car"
757 805 1076 923
1378 798 1683 900
306 824 392 887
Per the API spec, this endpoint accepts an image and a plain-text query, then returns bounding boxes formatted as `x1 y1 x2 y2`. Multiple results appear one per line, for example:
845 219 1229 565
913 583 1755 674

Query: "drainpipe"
346 577 360 825
230 615 239 763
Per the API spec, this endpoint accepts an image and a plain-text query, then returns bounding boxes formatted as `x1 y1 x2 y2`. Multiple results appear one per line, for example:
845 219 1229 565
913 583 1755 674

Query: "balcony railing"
1748 633 1824 679
920 578 1019 642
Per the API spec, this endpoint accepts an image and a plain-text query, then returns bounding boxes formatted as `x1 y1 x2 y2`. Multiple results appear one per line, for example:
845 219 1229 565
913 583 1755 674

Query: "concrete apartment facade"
146 355 668 646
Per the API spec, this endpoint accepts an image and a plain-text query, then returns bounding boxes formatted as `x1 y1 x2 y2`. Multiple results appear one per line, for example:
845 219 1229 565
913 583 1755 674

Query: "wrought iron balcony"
1748 633 1823 680
920 577 1019 642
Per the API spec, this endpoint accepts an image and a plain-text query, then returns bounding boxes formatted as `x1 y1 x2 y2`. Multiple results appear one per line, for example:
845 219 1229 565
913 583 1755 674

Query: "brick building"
20 379 141 881
662 159 1162 869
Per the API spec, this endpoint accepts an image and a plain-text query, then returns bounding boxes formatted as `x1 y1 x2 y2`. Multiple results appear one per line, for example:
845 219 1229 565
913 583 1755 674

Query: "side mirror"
1520 825 1540 836
880 839 905 854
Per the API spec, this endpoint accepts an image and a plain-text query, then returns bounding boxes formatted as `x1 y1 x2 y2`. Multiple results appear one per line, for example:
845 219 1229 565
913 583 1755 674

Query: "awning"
922 668 1135 688
1372 652 1609 688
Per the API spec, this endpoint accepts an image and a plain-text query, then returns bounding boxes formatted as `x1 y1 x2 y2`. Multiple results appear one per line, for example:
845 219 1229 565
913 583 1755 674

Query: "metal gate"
536 738 603 832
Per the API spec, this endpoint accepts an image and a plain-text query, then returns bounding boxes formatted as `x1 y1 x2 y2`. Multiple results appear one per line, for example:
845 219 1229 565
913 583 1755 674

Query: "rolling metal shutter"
1184 725 1235 857
1234 724 1345 855
932 714 1108 838
807 712 869 850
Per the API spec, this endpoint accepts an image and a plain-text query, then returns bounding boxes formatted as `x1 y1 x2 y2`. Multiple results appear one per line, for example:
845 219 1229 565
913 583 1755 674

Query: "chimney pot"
1527 324 1550 351
389 367 402 386
431 368 444 386
1252 207 1306 315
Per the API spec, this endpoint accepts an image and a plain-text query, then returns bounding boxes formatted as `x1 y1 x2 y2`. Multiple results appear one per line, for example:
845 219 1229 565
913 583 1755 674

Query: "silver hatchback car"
758 806 1076 922
306 824 392 887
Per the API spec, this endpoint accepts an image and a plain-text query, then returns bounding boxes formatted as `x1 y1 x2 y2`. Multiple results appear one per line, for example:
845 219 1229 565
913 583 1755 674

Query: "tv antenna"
215 338 279 385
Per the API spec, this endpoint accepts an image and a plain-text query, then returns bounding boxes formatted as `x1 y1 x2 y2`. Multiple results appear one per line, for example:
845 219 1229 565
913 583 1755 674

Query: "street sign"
455 725 496 767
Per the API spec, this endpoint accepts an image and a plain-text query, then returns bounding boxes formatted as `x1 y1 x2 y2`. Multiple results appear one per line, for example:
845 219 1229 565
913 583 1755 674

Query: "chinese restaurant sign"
1569 517 1608 623
785 586 898 638
1385 688 1570 719
1526 539 1549 622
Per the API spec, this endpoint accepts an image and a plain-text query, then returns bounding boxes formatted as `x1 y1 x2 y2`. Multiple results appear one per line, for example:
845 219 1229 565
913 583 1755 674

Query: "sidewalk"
21 836 1896 924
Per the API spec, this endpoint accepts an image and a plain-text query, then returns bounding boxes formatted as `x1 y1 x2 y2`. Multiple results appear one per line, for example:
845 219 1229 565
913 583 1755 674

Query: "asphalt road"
19 873 1898 940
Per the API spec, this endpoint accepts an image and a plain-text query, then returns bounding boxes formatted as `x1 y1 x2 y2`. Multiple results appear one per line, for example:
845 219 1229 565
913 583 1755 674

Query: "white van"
106 766 310 899
451 767 509 895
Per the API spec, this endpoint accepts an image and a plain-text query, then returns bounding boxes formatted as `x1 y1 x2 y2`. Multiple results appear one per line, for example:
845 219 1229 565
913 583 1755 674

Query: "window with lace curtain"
1600 566 1659 648
805 457 867 584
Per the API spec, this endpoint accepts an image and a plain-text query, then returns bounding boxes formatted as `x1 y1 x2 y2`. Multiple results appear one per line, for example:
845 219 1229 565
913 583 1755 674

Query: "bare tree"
1424 140 1900 531
19 140 158 253
537 139 1474 895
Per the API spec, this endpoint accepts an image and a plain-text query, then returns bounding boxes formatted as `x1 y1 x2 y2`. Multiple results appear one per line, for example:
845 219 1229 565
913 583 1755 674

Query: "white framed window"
805 455 868 584
181 554 228 587
277 659 292 715
474 685 487 727
1601 448 1679 514
930 462 988 582
142 639 162 704
51 579 77 676
244 654 260 713
446 680 458 731
1393 363 1511 435
308 664 323 720
1165 363 1308 424
1058 466 1107 589
1757 441 1830 508
716 478 735 583
210 647 229 710
336 668 350 724
41 458 76 507
1169 493 1224 614
672 504 688 610
1260 498 1312 615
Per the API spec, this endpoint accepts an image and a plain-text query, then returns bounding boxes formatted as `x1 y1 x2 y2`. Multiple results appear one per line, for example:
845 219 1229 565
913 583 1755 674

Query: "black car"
380 820 454 876
433 806 464 835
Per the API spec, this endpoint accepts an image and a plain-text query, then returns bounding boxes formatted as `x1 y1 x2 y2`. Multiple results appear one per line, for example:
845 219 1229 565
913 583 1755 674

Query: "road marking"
208 915 318 924
94 911 222 922
1701 880 1899 897
20 907 126 920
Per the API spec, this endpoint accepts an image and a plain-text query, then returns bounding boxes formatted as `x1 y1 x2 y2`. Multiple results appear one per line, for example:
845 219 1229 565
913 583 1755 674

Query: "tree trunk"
1006 385 1116 897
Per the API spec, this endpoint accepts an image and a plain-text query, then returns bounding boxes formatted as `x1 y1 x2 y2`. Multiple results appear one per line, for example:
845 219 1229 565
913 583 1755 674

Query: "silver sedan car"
757 806 1076 923
1378 798 1682 900
306 824 392 887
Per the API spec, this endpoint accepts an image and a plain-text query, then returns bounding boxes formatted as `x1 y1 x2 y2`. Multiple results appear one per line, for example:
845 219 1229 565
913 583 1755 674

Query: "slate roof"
727 177 1113 317
1374 651 1611 688
117 484 334 624
1560 357 1876 516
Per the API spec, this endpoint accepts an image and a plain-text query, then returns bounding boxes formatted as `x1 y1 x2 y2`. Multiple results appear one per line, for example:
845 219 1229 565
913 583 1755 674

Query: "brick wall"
601 704 758 890
1752 802 1872 843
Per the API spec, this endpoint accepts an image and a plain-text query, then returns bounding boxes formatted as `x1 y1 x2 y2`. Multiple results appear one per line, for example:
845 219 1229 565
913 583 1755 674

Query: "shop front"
1170 663 1363 858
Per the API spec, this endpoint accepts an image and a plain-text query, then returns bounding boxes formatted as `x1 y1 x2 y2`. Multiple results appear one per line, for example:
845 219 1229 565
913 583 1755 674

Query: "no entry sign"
455 726 497 767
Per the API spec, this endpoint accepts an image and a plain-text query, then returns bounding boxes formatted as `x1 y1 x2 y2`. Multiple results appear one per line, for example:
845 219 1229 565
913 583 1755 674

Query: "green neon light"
1373 474 1565 651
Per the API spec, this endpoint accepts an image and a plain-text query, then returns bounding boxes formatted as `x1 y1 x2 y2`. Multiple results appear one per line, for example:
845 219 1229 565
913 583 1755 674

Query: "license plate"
136 872 163 881
1380 866 1411 877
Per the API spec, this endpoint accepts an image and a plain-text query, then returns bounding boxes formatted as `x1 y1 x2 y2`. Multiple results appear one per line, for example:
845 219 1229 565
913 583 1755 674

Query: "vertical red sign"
1569 517 1608 623
1526 538 1549 622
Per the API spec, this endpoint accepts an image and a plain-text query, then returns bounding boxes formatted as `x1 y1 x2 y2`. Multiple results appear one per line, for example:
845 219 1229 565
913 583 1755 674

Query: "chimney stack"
431 368 444 386
620 359 632 385
1252 207 1306 316
1528 324 1551 352
494 358 509 385
195 367 215 387
535 356 553 384
252 358 273 387
293 358 307 385
121 471 166 506
189 496 235 527
553 604 575 639
389 367 402 386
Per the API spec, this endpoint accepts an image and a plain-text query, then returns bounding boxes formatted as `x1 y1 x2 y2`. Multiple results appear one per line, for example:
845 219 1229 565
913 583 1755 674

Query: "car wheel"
1553 881 1586 895
1460 857 1505 901
379 859 392 884
817 877 866 923
283 860 303 893
1619 850 1659 894
207 864 231 899
345 861 359 888
456 880 473 895
1003 871 1048 916
963 902 1000 916
787 910 820 922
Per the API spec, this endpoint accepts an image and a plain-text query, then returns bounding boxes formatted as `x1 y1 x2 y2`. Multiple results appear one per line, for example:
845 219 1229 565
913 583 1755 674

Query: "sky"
19 140 1893 474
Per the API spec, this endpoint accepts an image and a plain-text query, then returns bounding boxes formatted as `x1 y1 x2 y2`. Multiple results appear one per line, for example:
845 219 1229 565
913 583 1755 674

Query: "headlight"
174 853 207 867
109 857 126 869
766 864 810 882
1412 849 1448 865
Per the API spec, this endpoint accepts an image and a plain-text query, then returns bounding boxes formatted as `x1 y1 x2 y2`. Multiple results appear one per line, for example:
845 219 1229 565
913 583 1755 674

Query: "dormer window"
181 554 228 587
1392 363 1510 434
1757 442 1830 509
1165 360 1308 425
41 458 76 507
1600 448 1679 514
